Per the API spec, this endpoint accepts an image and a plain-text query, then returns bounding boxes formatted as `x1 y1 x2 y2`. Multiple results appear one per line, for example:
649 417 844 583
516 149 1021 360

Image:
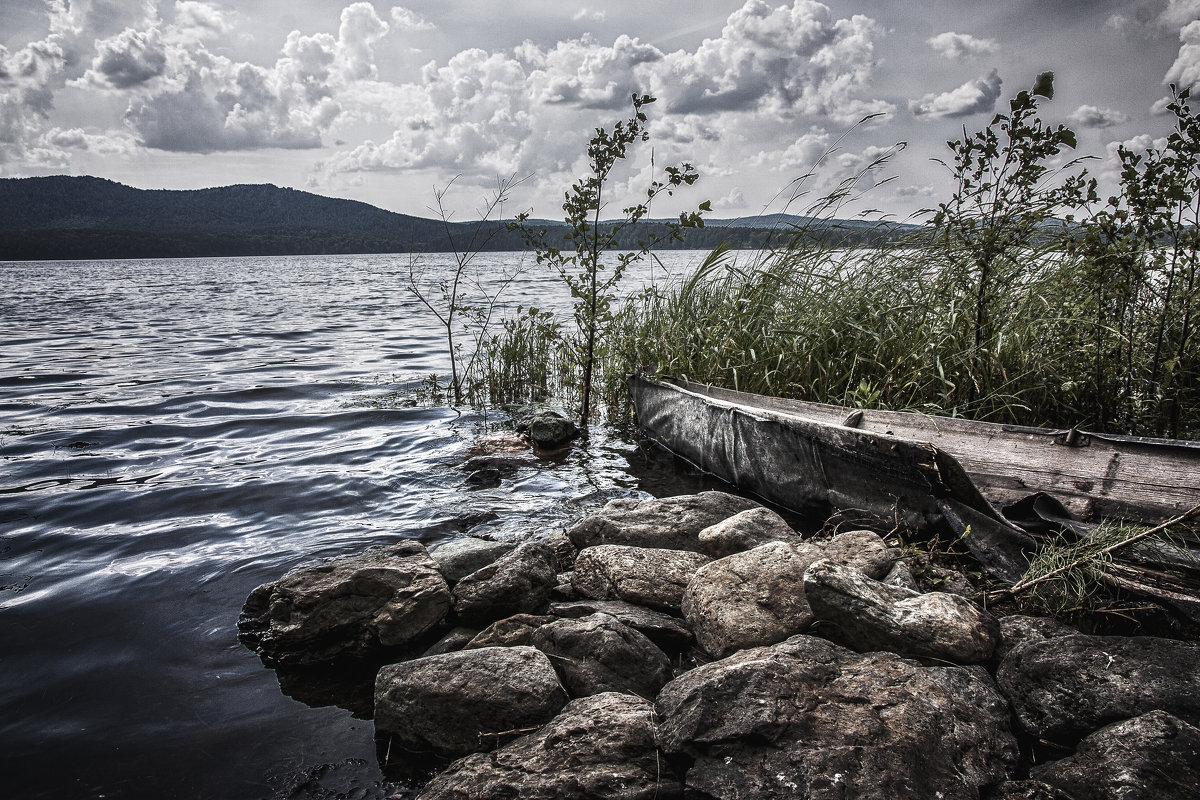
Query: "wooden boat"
631 375 1200 532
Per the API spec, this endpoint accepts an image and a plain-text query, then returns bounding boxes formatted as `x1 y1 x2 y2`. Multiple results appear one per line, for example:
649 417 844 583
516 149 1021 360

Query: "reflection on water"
0 252 721 800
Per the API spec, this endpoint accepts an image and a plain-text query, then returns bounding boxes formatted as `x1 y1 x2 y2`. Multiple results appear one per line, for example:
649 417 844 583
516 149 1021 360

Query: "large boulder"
549 599 693 652
374 646 567 757
655 635 1018 800
567 491 760 552
452 542 558 625
430 537 516 584
696 507 804 557
572 545 710 613
803 559 1000 664
682 541 824 659
997 634 1200 741
417 692 683 800
530 613 673 699
237 541 450 667
994 615 1078 663
1032 711 1200 800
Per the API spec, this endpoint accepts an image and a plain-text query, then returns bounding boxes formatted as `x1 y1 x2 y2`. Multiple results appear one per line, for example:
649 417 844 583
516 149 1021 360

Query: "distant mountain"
0 176 920 261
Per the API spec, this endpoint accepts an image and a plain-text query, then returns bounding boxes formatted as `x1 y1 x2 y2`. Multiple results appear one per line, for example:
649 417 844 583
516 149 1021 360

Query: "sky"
2 0 1199 223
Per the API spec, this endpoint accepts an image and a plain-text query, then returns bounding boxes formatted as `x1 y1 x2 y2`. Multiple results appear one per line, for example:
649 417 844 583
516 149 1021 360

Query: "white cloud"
714 186 745 209
337 3 389 81
927 31 998 60
1166 19 1200 88
1069 104 1129 128
909 69 1002 119
84 26 168 89
573 9 607 24
527 34 662 108
390 6 435 32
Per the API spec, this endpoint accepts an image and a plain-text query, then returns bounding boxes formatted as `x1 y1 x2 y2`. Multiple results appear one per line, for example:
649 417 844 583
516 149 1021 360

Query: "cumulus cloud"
909 69 1002 119
390 6 434 32
85 26 168 88
1166 19 1200 88
927 31 999 60
527 34 663 108
653 0 892 121
1069 104 1129 128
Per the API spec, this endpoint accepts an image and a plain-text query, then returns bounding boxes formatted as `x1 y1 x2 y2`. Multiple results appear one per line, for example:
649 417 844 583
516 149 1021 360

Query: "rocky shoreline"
238 487 1200 799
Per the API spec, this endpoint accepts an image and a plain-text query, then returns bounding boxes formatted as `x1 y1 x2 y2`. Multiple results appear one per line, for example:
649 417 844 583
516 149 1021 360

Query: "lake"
0 251 726 799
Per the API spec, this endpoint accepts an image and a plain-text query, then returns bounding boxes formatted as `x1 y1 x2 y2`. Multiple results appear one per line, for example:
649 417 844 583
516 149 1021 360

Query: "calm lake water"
0 252 724 799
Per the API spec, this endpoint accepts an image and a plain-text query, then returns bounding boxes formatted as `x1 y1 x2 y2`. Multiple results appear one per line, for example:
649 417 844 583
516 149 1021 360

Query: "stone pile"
238 490 1200 800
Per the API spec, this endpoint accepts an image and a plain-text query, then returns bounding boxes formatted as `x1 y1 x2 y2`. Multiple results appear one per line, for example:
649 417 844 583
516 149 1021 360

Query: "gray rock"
374 646 567 757
541 530 578 570
464 614 554 649
549 599 693 651
696 507 804 557
804 559 1000 664
997 634 1200 741
882 558 919 591
682 541 824 659
238 541 450 667
530 613 672 699
520 410 578 450
655 634 1018 800
452 542 558 625
1032 711 1200 800
422 626 480 657
430 537 516 584
820 529 898 579
994 615 1078 662
572 545 710 613
416 692 683 800
983 781 1076 800
567 491 761 552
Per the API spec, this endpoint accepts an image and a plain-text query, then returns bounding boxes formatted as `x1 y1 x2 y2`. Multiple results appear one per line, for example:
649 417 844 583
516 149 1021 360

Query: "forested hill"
0 176 917 261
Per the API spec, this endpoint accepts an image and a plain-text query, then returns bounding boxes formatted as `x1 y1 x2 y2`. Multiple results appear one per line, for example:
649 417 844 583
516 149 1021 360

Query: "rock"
422 626 480 657
908 551 980 596
820 529 898 579
655 634 1018 800
567 491 760 552
696 507 804 557
465 614 554 649
464 468 502 489
452 542 558 625
461 455 525 476
804 559 1000 664
237 541 451 667
997 634 1200 741
1032 711 1200 800
530 613 673 699
374 646 567 757
549 599 693 652
518 410 578 450
983 781 1076 800
542 530 579 570
430 537 516 585
572 545 710 613
994 615 1077 662
882 558 919 591
682 541 824 659
416 692 683 800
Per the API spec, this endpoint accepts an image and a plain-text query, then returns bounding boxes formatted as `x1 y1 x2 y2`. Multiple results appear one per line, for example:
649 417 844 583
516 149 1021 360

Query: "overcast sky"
2 0 1198 222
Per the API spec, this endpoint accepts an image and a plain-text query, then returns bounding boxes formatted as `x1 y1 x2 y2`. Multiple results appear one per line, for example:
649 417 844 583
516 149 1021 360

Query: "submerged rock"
566 491 760 552
804 558 1000 664
997 634 1200 741
451 542 557 625
571 544 710 613
417 692 683 800
518 410 579 450
683 541 824 659
655 634 1018 800
237 541 450 667
1032 711 1200 800
530 612 672 699
374 646 567 757
696 506 804 557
